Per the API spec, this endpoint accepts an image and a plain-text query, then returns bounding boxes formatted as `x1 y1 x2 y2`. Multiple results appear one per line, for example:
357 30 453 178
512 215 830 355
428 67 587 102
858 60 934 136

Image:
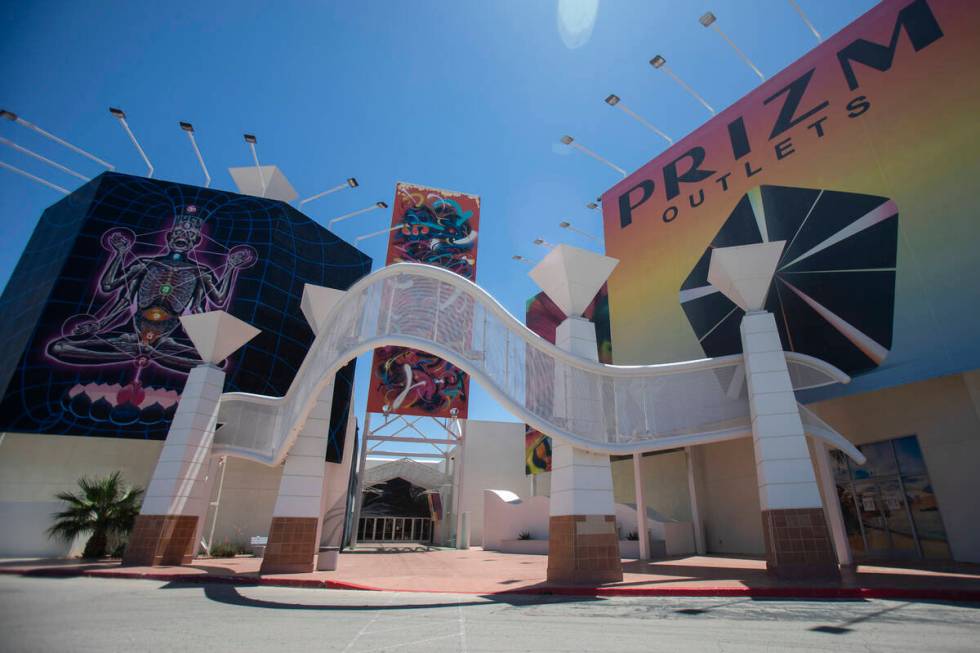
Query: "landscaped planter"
499 539 549 555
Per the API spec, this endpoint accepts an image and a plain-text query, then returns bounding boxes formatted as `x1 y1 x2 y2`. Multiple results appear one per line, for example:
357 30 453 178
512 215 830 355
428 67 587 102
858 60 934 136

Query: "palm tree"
47 471 144 559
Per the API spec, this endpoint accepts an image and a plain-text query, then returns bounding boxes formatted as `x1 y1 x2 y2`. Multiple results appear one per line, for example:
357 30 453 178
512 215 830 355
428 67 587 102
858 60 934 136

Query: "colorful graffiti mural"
366 182 480 418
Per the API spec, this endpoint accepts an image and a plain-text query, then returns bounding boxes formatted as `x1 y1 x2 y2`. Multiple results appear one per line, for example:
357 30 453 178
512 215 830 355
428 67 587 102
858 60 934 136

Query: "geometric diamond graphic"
679 185 898 376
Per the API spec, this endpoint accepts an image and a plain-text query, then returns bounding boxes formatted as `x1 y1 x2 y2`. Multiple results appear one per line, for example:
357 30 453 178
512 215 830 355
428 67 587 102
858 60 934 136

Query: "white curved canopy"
213 263 864 465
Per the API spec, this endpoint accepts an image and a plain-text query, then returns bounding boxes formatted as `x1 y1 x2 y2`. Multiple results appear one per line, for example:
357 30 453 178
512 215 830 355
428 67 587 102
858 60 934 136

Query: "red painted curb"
2 566 978 602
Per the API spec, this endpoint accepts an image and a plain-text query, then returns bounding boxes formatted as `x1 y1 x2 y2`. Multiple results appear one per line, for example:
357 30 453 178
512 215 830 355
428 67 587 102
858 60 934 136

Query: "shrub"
210 541 241 558
517 531 532 540
47 471 143 559
626 531 639 541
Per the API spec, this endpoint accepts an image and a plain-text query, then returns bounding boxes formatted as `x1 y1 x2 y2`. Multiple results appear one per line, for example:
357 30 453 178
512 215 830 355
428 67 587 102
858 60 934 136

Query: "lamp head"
699 12 717 27
347 177 359 188
109 107 126 119
586 202 598 210
0 110 16 121
604 94 620 106
650 55 666 69
376 201 388 209
559 221 571 229
243 133 257 144
560 135 574 145
179 121 194 133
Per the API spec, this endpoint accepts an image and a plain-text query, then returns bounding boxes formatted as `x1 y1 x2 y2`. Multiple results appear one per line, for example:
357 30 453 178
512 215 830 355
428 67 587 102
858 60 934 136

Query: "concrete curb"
2 567 978 602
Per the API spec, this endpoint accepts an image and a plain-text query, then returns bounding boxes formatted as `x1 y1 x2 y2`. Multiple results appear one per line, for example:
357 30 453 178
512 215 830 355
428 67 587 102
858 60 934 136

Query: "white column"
453 419 468 549
270 384 335 521
812 440 853 566
741 311 822 511
632 453 650 560
348 412 372 548
549 317 617 521
140 364 225 518
685 446 706 555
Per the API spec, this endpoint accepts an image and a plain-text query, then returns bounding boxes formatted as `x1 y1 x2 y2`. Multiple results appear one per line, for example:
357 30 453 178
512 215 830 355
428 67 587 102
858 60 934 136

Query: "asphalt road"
1 576 978 652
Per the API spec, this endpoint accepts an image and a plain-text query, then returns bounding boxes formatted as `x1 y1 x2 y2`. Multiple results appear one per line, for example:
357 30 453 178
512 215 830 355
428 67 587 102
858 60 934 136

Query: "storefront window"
831 435 950 560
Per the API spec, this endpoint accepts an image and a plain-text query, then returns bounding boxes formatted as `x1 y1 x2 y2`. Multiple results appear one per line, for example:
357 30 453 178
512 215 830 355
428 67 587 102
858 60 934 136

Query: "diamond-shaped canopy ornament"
301 283 346 334
529 244 618 317
679 185 898 376
708 241 786 312
228 165 298 202
179 310 261 364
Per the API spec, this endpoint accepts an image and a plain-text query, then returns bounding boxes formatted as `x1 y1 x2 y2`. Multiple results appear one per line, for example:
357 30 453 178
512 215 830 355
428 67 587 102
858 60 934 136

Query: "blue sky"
0 0 875 425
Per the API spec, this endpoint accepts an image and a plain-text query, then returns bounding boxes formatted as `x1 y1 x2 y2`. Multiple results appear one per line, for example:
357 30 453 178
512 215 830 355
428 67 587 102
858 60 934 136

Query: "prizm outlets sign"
614 0 943 229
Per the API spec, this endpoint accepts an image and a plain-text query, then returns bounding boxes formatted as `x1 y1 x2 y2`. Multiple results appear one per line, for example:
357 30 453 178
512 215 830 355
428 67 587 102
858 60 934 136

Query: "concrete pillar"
124 310 259 567
547 316 622 584
685 446 706 555
260 384 334 574
742 311 839 579
812 440 853 567
633 453 650 560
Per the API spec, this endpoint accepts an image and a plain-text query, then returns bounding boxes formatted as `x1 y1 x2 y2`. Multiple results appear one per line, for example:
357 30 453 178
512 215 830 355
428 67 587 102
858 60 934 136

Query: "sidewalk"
3 548 979 600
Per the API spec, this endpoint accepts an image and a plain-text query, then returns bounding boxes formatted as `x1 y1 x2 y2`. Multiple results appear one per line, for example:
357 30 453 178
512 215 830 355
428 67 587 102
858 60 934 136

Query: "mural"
680 186 898 376
600 0 980 401
366 182 480 418
0 172 371 459
522 285 612 474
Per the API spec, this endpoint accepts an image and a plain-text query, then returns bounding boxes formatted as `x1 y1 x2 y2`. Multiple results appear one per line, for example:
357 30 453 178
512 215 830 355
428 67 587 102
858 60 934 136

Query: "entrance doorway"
831 435 951 560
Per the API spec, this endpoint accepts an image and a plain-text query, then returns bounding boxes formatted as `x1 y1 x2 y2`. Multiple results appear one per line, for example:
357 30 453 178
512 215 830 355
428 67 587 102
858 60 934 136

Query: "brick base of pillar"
259 517 319 574
122 515 198 566
547 515 623 584
761 508 840 580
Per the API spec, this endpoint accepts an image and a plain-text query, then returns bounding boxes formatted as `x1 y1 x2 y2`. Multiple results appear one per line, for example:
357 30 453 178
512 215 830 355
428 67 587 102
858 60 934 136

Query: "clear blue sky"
0 0 875 425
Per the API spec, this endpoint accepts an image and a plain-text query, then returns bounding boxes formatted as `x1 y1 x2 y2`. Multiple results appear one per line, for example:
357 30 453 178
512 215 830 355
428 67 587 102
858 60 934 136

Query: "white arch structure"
211 262 864 466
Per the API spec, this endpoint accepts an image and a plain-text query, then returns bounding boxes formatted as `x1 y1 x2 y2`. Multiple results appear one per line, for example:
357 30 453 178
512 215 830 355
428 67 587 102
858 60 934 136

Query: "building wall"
0 433 162 557
808 370 980 563
458 420 528 546
201 456 282 549
694 438 766 555
611 450 693 523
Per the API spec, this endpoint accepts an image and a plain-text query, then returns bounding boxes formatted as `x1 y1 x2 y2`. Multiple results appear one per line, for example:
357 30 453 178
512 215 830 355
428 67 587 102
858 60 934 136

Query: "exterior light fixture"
649 54 716 115
787 0 822 42
0 109 113 169
109 107 154 177
586 202 599 210
533 238 555 249
179 121 211 188
603 93 674 145
512 254 535 265
700 11 766 81
242 133 265 196
0 136 89 181
559 220 599 241
299 177 362 207
327 201 389 229
558 135 627 177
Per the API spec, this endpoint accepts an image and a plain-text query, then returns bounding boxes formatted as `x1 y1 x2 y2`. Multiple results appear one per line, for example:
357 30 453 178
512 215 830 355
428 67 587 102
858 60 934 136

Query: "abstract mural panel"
365 182 480 418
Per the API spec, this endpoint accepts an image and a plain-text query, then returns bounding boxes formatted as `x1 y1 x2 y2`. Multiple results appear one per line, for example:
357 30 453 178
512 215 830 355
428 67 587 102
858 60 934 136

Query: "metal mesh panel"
215 264 848 463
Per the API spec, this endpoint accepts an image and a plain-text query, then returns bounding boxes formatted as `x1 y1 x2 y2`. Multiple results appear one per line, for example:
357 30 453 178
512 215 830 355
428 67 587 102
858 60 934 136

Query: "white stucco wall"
0 433 162 557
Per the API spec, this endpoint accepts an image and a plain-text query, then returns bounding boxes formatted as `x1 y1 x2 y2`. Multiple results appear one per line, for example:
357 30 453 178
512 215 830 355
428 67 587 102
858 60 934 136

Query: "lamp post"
329 201 388 230
0 136 89 181
110 108 154 178
788 0 822 42
699 12 766 81
559 135 626 177
0 160 69 194
354 221 399 243
179 122 211 188
242 133 265 197
300 177 359 207
559 221 599 242
604 94 673 145
649 55 716 115
1 109 113 169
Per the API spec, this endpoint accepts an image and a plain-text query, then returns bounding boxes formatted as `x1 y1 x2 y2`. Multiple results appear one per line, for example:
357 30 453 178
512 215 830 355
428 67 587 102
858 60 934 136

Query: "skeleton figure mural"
44 206 256 421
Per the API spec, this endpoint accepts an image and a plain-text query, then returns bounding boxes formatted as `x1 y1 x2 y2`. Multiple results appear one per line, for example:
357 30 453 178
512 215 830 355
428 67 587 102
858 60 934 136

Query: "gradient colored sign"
601 0 980 400
366 182 480 418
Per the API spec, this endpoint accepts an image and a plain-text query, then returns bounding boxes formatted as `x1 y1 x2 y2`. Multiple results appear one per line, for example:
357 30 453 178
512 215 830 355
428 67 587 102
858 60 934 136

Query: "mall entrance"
831 435 951 561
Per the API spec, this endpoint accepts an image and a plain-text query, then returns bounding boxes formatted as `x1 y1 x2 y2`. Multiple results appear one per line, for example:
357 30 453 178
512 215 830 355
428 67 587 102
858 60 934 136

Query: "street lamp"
699 12 765 81
1 109 114 170
355 222 401 243
110 107 154 177
559 135 626 177
0 136 89 181
299 177 359 207
787 0 822 42
649 55 716 115
179 122 211 188
586 202 599 210
512 254 536 265
0 160 69 194
604 94 673 145
328 201 388 229
559 220 599 242
533 238 556 249
242 133 265 197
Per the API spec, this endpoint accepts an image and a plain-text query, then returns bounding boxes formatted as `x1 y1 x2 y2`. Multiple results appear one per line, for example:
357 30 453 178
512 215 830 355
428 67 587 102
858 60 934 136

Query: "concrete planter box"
499 539 549 555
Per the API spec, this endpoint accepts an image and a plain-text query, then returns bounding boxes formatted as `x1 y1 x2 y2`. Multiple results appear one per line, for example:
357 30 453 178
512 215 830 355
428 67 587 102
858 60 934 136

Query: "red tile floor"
2 548 980 599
